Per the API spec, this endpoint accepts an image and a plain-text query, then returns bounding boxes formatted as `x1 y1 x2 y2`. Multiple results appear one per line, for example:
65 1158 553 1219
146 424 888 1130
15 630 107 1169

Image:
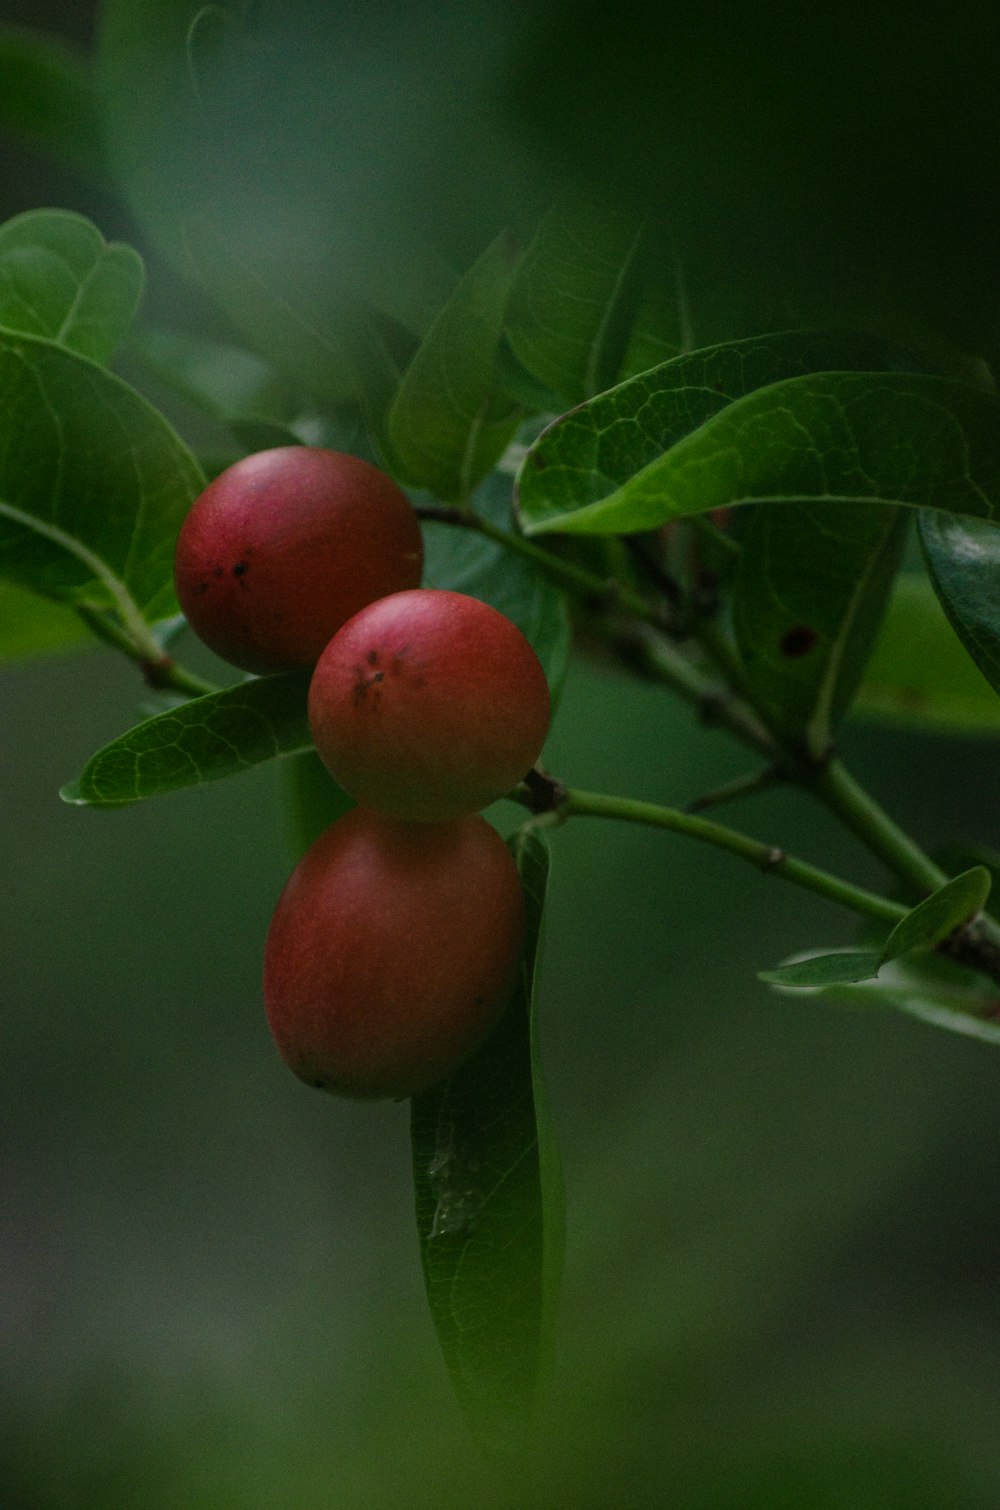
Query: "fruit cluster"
175 447 550 1099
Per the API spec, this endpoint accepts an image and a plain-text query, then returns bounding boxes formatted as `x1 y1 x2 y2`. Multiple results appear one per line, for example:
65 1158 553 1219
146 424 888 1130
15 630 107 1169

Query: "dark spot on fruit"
366 649 379 666
213 565 224 578
233 561 248 576
352 665 385 706
194 582 209 596
531 452 547 469
780 625 819 658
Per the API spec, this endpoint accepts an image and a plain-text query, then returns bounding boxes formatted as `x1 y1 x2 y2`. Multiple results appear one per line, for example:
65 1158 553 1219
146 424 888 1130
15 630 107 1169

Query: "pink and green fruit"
263 806 525 1100
174 447 424 673
307 588 551 822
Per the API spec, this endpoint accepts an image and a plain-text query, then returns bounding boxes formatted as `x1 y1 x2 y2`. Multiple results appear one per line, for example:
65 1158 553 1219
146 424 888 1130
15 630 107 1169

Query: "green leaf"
0 330 203 627
617 275 686 382
855 572 1000 734
504 192 648 405
0 580 91 662
61 672 312 807
919 510 1000 701
733 501 907 755
762 868 991 996
422 469 573 696
517 361 1000 539
881 866 992 961
770 954 1000 1050
229 413 370 462
861 986 1000 1047
0 210 144 364
126 324 298 425
759 951 883 987
410 827 561 1457
387 233 523 501
0 26 105 178
515 331 921 534
282 752 355 857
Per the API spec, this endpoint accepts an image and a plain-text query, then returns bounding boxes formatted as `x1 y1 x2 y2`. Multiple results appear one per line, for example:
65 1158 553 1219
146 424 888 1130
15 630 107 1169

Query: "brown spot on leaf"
780 625 819 658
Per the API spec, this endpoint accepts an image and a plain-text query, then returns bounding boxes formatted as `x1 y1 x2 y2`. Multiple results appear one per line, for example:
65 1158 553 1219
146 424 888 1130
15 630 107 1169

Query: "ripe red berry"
307 588 551 822
174 447 423 673
263 807 525 1099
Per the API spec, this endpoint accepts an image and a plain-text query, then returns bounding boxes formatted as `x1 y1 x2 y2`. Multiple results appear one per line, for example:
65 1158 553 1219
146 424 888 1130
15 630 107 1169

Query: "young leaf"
881 866 991 962
0 26 105 178
733 500 908 755
422 469 572 696
0 331 203 627
770 956 1000 1050
0 210 144 364
519 368 1000 537
762 868 991 994
919 511 1000 701
855 572 1000 734
504 192 648 405
61 672 312 808
387 233 523 502
759 951 883 987
410 827 561 1458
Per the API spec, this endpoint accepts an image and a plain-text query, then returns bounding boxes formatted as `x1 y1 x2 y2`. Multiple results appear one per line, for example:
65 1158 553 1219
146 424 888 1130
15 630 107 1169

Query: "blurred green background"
5 2 1000 1506
7 630 1000 1508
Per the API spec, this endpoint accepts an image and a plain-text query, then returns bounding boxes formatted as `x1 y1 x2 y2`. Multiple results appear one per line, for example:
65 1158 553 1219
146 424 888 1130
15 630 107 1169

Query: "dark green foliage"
411 830 559 1455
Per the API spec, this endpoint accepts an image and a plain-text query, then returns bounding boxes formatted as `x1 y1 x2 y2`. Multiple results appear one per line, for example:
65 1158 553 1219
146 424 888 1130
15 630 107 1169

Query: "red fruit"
307 589 551 822
263 807 525 1099
174 447 423 673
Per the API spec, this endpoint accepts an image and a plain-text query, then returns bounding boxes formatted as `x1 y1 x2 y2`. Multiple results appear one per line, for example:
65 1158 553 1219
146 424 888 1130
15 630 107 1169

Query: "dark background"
4 3 1000 1505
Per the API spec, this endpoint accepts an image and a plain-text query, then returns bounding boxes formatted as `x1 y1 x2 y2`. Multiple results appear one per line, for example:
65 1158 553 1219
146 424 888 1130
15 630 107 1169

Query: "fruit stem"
74 601 218 697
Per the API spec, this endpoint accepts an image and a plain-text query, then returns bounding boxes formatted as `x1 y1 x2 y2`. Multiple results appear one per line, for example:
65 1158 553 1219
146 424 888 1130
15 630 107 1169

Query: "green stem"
75 602 217 698
547 785 909 926
0 501 162 658
690 616 749 695
687 764 782 814
416 504 666 625
812 758 1000 959
601 621 781 762
809 758 948 898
